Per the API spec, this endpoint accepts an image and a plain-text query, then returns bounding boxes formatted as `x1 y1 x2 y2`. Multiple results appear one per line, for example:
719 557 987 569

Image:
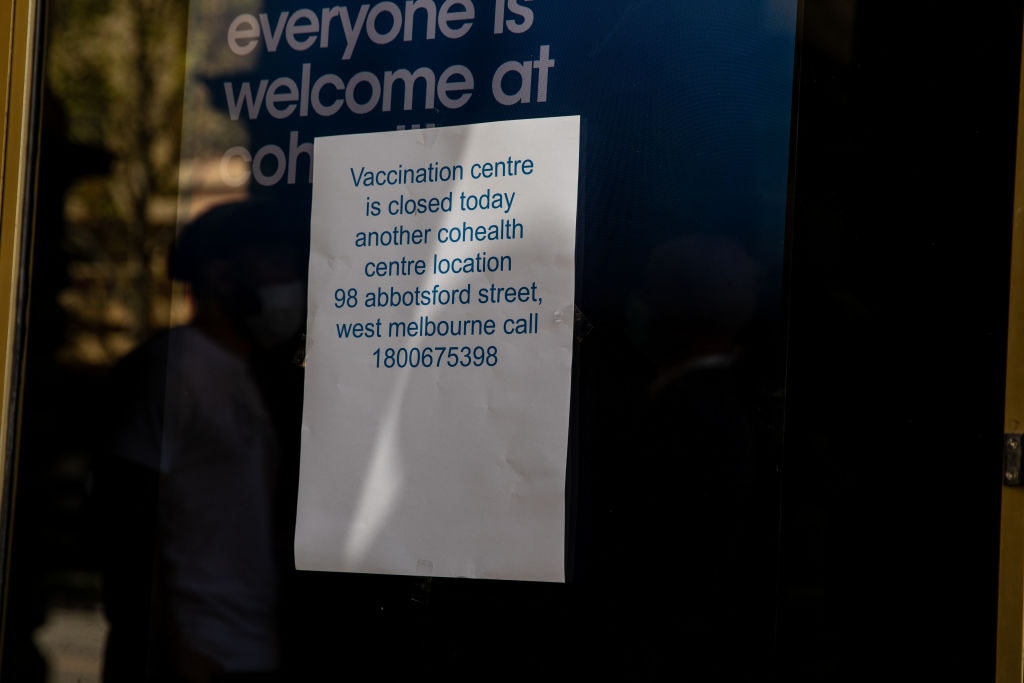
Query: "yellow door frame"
0 0 38 667
997 18 1024 683
0 0 36 516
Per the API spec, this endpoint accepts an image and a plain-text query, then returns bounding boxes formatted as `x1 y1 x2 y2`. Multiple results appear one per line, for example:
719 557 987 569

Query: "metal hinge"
1005 434 1022 486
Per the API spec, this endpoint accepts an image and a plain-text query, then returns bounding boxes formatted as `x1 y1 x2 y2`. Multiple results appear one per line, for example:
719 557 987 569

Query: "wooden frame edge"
0 1 35 502
996 16 1024 683
0 0 37 666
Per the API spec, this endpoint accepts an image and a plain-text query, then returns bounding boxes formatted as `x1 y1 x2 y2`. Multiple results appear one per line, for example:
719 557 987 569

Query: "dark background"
783 2 1022 680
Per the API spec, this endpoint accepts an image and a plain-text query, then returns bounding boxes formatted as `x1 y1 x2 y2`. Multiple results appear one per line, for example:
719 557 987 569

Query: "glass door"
1 2 803 681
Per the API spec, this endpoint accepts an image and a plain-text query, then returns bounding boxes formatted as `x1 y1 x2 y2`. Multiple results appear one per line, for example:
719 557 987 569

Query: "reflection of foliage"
180 0 259 155
46 0 189 365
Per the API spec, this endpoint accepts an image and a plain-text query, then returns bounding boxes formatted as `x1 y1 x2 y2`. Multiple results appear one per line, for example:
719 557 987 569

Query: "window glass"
4 1 799 680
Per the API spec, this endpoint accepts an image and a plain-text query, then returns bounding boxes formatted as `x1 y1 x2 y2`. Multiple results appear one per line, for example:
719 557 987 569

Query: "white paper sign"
296 116 580 582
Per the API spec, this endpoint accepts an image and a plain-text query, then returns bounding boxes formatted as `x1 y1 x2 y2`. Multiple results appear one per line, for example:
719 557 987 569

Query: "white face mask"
243 281 306 349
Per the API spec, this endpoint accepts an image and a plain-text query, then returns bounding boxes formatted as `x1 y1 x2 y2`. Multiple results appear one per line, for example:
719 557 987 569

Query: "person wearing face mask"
97 200 307 683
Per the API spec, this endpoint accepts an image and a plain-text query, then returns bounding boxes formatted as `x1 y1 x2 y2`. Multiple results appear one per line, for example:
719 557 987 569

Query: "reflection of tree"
46 0 188 365
1 5 193 679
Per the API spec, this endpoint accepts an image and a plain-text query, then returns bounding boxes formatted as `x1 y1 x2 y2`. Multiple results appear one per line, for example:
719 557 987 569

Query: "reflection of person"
96 200 306 683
